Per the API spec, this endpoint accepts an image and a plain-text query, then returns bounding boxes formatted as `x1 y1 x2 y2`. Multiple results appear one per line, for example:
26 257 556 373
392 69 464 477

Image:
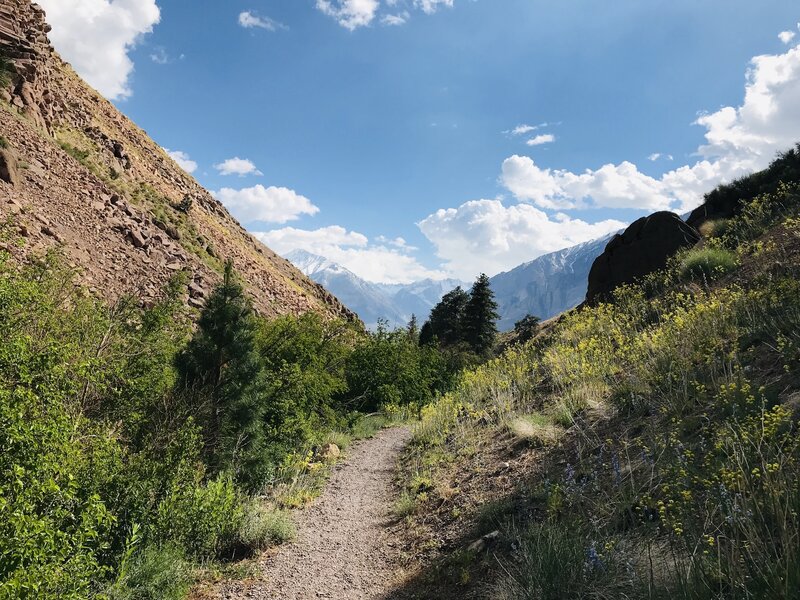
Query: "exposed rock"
467 530 500 553
320 443 341 461
586 211 700 304
0 149 19 185
127 229 147 249
188 281 205 299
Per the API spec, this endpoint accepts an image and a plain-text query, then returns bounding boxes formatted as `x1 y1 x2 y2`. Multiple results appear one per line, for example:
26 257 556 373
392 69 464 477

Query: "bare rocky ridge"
212 427 411 600
0 0 355 320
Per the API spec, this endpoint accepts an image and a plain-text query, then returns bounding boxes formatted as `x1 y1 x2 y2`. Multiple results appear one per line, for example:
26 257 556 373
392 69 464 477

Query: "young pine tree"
176 260 264 482
463 274 500 355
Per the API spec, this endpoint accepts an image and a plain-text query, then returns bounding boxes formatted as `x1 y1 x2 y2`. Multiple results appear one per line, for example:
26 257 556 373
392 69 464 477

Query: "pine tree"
407 314 419 343
463 274 499 355
419 286 469 347
176 260 264 478
514 314 541 343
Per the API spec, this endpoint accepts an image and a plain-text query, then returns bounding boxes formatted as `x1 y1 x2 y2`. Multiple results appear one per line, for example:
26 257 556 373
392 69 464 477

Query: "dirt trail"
219 427 411 600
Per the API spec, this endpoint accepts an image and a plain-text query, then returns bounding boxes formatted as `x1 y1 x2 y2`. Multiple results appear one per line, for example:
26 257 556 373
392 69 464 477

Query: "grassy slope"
390 165 800 599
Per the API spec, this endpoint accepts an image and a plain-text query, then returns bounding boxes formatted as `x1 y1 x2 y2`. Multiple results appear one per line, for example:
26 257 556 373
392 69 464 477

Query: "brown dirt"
216 427 412 600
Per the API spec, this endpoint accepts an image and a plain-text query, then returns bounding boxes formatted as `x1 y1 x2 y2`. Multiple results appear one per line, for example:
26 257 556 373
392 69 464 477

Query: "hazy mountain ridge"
490 233 618 329
286 249 466 328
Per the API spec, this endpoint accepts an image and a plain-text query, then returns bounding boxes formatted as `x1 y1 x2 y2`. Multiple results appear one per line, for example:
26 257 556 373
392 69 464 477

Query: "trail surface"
219 427 411 600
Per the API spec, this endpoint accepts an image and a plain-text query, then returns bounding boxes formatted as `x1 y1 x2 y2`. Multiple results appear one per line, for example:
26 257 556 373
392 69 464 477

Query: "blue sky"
39 0 800 282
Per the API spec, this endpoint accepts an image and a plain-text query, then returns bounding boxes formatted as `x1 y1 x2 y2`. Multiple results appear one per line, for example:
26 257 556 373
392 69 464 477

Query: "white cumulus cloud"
214 157 263 177
38 0 161 100
526 134 556 146
779 30 796 45
500 38 800 215
316 0 380 30
255 226 446 284
163 148 197 174
215 185 319 224
418 200 625 279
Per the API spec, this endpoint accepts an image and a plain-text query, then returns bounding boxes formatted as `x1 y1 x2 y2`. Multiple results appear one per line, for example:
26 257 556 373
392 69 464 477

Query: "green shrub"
393 490 418 519
0 136 8 149
236 502 295 552
0 53 13 89
59 141 92 163
493 523 629 600
679 246 738 281
151 474 243 561
698 218 730 238
107 543 191 600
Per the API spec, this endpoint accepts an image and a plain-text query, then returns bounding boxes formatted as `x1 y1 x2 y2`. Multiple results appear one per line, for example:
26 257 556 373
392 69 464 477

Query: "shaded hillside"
0 0 352 320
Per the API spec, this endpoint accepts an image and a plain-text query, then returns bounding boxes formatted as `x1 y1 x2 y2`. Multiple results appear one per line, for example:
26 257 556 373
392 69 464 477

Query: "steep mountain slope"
0 0 352 320
490 232 616 330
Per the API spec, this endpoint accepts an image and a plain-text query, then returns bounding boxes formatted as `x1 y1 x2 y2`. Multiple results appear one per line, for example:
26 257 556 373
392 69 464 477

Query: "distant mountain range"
489 232 618 330
285 250 466 329
287 232 617 331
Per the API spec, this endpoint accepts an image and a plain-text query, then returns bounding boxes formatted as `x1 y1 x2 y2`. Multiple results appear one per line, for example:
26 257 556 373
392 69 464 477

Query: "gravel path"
218 427 411 600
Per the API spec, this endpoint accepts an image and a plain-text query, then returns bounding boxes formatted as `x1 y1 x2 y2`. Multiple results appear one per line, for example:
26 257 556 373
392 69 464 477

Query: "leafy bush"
151 474 243 561
678 246 738 281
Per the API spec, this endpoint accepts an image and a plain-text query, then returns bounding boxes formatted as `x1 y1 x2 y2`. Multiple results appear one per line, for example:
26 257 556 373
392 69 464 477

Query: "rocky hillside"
0 0 353 320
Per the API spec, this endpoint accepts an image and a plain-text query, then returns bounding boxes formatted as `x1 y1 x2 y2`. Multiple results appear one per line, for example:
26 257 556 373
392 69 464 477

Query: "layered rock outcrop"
0 0 355 321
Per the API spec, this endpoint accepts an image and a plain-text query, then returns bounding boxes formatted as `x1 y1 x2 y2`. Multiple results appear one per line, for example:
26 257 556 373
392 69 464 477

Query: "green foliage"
420 286 469 347
513 314 541 344
0 53 13 90
236 502 295 552
177 260 265 484
700 144 800 225
107 543 192 600
407 160 800 598
346 321 452 412
151 473 243 561
59 141 92 163
421 275 500 356
0 136 8 149
678 245 738 281
463 273 500 355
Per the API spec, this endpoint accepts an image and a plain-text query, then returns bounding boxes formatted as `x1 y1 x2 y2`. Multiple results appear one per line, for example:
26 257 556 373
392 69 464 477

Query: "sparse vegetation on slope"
394 151 800 599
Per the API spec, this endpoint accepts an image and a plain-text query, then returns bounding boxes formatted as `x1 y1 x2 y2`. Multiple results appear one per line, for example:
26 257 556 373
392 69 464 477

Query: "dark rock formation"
586 211 700 304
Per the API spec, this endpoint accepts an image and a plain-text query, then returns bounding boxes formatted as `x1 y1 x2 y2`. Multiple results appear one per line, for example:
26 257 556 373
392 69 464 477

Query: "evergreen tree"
419 286 469 347
514 314 541 344
407 314 419 343
463 274 500 355
176 260 264 480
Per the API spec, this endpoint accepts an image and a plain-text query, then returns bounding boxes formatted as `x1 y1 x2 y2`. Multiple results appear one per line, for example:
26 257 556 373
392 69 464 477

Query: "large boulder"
586 211 700 304
0 148 19 185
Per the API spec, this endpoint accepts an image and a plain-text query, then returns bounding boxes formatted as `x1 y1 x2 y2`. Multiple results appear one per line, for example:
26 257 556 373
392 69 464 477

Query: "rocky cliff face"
0 0 354 320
